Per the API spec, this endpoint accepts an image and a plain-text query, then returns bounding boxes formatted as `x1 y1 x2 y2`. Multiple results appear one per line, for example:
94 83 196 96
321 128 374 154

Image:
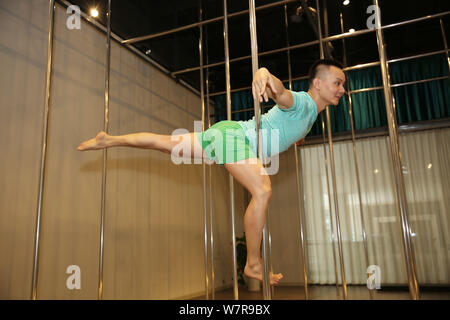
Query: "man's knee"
253 182 272 201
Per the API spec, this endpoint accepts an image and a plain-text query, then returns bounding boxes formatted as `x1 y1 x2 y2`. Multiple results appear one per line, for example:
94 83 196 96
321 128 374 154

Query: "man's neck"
307 89 328 114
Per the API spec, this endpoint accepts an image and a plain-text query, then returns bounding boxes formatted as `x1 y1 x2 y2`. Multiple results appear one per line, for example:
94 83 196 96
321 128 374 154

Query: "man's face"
316 66 346 106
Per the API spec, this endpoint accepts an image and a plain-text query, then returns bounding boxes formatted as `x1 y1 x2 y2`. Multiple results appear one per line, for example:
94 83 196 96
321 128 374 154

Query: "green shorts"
196 120 257 165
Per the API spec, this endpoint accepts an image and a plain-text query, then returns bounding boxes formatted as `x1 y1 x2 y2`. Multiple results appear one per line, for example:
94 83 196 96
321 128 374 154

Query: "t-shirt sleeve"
279 91 306 114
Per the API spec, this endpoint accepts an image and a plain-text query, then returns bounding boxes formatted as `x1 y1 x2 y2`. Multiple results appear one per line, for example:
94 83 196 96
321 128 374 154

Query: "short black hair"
308 59 344 85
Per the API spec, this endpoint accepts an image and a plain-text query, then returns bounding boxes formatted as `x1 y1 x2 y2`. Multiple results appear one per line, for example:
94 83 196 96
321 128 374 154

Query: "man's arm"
252 67 294 109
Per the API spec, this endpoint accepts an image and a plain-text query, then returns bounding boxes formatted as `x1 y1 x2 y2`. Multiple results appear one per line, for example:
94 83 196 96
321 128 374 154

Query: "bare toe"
244 262 283 286
77 131 108 151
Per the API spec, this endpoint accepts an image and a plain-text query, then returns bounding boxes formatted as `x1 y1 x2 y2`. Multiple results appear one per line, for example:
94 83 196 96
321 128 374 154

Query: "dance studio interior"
1 0 449 300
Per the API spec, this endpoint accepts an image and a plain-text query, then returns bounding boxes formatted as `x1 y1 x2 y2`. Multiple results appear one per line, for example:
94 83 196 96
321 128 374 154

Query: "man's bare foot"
244 260 283 286
77 131 110 151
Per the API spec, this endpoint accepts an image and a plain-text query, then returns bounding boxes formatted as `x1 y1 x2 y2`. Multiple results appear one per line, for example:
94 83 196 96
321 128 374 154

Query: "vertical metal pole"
207 97 216 300
372 0 419 300
199 0 210 300
320 115 340 296
31 0 55 300
339 13 347 67
320 6 339 298
260 100 274 298
439 18 450 76
267 218 274 298
313 5 339 296
205 26 216 300
316 6 339 298
324 49 348 301
316 0 348 300
248 0 271 300
319 13 339 297
98 0 112 300
284 4 309 300
223 0 239 301
339 11 374 300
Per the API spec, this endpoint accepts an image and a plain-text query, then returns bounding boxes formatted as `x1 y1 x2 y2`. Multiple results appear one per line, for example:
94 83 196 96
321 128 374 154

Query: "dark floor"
192 285 450 300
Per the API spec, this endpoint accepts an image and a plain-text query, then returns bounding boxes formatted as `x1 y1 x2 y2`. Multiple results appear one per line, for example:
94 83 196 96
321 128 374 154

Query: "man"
77 59 346 285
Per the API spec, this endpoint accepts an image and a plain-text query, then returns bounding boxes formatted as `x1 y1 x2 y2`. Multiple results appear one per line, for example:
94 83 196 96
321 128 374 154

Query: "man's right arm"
252 67 294 109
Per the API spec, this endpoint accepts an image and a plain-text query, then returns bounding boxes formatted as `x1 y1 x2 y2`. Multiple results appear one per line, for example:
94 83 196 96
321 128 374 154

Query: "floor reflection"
192 285 450 300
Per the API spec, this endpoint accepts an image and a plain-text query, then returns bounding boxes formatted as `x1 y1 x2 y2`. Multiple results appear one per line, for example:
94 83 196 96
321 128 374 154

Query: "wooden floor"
192 285 450 300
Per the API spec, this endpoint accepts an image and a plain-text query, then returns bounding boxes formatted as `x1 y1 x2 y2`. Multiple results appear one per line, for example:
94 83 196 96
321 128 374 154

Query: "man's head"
308 59 346 106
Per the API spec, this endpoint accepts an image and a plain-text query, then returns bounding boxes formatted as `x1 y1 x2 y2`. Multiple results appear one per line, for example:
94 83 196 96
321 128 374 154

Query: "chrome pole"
284 3 309 300
207 93 216 300
339 13 347 67
316 0 348 300
372 0 420 300
346 85 374 300
268 217 274 298
199 0 210 300
31 0 55 300
320 114 340 296
339 11 373 300
98 0 112 300
248 0 271 300
324 112 349 300
260 104 274 299
205 20 216 301
223 0 239 301
324 51 348 301
294 144 310 299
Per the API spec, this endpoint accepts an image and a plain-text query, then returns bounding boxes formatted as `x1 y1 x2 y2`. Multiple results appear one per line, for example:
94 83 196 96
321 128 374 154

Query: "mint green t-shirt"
236 91 318 158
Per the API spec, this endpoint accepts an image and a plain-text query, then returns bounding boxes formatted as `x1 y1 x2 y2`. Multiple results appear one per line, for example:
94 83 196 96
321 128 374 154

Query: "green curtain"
347 65 387 132
390 54 450 124
214 54 450 136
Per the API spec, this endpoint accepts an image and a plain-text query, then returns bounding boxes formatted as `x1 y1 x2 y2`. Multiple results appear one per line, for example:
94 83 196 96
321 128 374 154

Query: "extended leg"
224 159 283 285
77 131 207 160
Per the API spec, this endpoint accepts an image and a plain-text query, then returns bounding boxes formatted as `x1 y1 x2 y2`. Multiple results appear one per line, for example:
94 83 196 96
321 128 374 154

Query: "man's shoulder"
291 90 308 99
277 91 309 112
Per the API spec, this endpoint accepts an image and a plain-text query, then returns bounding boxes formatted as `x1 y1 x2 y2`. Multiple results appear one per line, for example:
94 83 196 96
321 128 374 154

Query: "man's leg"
224 159 283 285
77 131 208 160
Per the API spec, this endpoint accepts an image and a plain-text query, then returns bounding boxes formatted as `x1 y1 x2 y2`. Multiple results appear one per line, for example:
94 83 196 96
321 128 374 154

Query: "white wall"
0 0 239 299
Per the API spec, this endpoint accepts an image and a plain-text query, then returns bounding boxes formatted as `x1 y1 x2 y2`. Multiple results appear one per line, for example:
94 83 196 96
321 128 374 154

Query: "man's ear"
313 78 321 90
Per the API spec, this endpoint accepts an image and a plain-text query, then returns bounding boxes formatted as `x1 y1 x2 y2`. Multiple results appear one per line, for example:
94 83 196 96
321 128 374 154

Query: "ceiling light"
427 163 432 169
349 28 355 33
343 0 350 5
374 169 379 174
90 8 99 18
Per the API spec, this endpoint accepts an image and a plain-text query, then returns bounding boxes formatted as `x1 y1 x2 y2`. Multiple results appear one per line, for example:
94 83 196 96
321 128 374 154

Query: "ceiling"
62 0 449 95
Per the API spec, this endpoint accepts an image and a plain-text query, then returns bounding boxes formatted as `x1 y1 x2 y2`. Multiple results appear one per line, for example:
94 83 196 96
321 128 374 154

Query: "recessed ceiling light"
427 163 432 169
90 8 99 18
343 0 350 5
